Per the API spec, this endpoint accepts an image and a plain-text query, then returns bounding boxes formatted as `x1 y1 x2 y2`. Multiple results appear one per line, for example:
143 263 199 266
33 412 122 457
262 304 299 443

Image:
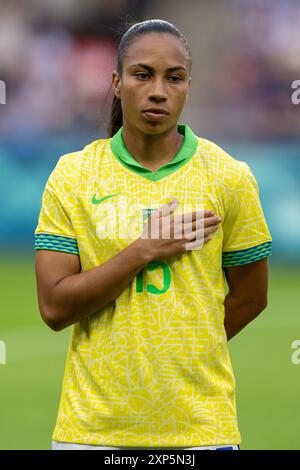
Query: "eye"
135 73 150 80
168 76 182 83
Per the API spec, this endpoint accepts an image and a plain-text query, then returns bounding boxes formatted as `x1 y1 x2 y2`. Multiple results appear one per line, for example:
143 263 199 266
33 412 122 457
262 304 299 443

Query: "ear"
186 77 191 102
112 71 121 99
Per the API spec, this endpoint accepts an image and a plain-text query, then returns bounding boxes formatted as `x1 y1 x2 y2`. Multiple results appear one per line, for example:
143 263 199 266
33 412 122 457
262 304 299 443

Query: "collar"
110 124 199 182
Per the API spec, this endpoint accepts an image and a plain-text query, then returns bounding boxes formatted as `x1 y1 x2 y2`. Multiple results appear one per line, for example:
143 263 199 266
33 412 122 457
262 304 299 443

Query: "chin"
140 121 176 136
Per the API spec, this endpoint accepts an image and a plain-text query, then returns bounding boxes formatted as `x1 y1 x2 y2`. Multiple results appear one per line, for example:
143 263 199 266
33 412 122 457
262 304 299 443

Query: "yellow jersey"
35 124 272 446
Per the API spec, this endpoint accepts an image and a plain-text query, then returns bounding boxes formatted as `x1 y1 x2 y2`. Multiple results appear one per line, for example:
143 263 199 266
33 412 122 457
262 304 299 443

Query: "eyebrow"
128 63 188 73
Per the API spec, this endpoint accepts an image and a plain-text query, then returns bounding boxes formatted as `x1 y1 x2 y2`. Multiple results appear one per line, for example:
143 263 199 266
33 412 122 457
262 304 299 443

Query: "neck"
121 122 184 172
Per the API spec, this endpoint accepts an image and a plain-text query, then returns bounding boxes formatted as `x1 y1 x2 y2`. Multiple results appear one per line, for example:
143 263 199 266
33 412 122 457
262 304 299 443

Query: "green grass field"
0 254 299 450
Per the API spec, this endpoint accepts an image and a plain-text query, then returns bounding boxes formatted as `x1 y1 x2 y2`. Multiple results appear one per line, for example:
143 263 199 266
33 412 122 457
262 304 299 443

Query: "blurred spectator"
0 0 148 138
0 0 299 140
217 0 300 138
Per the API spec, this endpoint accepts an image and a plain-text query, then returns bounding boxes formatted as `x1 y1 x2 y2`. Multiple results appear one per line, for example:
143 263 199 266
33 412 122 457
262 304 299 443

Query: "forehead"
123 32 189 69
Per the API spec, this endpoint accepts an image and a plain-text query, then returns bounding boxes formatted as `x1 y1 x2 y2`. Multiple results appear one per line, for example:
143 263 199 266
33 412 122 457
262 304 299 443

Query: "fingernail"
217 217 222 221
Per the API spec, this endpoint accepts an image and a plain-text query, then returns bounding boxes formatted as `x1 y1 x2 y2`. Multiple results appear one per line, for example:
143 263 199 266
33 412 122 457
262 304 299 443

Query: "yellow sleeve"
34 157 79 255
222 162 272 267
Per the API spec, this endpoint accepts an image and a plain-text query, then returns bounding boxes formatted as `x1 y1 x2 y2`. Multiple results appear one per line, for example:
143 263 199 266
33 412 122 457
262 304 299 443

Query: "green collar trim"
110 124 199 182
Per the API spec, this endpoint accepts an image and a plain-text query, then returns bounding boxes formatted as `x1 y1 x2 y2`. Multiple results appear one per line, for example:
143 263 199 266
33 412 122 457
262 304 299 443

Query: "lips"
142 108 169 122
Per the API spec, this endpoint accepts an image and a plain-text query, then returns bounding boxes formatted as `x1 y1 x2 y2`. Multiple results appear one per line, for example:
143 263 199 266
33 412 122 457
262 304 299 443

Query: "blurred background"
0 0 299 450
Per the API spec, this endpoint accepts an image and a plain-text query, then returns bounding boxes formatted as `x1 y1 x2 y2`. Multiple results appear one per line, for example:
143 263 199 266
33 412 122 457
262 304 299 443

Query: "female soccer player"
35 19 272 450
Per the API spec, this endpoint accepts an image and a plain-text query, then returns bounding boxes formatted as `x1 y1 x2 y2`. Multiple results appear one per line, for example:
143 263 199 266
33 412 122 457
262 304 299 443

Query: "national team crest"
142 207 155 224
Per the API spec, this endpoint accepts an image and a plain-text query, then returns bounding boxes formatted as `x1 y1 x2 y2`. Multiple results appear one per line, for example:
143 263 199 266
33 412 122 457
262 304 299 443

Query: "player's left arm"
221 160 272 341
223 257 269 340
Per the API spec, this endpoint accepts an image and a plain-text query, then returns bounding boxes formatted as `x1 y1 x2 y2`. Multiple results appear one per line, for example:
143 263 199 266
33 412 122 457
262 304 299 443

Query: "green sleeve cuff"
222 241 272 267
34 233 79 255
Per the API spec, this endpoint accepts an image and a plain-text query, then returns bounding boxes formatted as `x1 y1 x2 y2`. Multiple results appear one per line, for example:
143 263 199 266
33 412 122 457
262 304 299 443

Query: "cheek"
121 89 141 117
121 84 139 105
173 91 188 110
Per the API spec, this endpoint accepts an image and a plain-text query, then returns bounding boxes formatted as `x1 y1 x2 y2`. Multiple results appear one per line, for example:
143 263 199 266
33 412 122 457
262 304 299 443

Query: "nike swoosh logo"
92 192 121 205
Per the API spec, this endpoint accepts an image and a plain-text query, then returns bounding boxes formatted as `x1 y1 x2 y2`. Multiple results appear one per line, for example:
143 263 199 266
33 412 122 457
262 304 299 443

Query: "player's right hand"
138 199 222 262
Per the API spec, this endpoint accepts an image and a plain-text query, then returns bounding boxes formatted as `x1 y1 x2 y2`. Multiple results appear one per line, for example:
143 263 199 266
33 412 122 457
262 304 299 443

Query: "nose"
148 77 167 102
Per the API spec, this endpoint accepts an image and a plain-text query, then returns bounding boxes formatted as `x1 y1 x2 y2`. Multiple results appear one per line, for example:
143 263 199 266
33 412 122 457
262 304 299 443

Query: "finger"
203 215 222 227
184 223 219 242
152 200 179 218
204 224 219 237
182 219 205 234
173 212 208 236
148 216 161 239
183 226 205 242
184 231 213 249
160 204 172 217
184 237 205 250
188 218 221 231
179 227 203 242
173 209 219 225
180 209 215 222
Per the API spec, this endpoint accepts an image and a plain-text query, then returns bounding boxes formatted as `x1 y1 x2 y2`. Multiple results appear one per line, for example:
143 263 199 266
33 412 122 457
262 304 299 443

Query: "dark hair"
108 19 192 137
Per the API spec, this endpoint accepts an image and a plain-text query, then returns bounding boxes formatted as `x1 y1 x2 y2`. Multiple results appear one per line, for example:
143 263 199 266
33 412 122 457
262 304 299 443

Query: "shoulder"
49 137 111 185
196 136 251 187
44 138 111 203
57 137 110 170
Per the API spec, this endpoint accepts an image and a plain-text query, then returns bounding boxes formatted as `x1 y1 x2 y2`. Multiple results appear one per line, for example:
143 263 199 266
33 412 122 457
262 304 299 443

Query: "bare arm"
35 238 152 332
35 201 221 332
223 257 269 341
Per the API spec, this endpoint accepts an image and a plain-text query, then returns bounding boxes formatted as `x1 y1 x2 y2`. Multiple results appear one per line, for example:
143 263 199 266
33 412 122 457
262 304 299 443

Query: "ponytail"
108 96 123 138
